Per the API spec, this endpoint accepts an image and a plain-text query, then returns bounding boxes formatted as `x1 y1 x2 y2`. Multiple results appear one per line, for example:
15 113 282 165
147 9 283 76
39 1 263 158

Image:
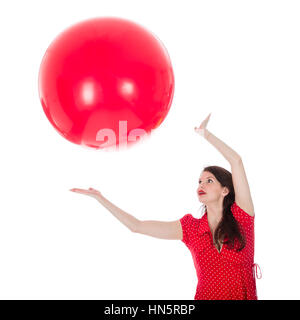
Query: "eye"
198 179 213 184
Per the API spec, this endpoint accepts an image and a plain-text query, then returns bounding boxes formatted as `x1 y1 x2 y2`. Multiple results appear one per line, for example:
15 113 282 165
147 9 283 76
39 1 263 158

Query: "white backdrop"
1 0 299 300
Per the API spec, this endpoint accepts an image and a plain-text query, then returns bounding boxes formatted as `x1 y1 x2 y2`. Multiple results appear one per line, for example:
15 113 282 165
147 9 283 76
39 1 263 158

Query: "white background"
0 0 299 300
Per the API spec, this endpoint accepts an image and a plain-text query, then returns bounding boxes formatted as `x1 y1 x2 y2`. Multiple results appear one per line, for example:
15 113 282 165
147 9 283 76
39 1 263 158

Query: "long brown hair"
201 165 245 252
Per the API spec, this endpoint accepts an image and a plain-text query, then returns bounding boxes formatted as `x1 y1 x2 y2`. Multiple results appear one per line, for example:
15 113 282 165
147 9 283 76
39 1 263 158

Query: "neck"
206 201 223 224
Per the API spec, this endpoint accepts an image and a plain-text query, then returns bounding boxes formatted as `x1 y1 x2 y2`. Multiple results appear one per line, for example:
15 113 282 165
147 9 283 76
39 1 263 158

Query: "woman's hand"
194 112 211 137
70 187 139 232
70 187 102 199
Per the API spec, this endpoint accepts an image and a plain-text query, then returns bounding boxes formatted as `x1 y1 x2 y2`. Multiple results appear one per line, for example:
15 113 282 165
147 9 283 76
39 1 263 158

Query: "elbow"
131 219 141 233
232 154 242 164
236 155 242 162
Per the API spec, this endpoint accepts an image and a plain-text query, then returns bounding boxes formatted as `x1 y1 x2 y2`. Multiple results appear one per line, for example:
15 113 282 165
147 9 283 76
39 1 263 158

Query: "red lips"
198 190 206 195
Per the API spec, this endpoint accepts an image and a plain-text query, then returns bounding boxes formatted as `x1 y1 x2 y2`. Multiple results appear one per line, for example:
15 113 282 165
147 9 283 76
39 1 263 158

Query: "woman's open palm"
194 112 211 134
70 187 102 199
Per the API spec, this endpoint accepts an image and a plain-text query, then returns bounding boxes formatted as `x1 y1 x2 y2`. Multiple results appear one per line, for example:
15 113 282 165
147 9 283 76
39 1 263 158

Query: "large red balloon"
38 17 175 150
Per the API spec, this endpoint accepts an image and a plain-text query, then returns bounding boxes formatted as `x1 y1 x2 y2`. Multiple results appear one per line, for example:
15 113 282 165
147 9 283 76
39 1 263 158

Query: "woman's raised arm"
195 113 255 216
195 113 241 164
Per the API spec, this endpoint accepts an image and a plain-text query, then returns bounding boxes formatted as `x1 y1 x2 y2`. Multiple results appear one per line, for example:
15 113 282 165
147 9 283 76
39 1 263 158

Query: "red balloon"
38 17 175 149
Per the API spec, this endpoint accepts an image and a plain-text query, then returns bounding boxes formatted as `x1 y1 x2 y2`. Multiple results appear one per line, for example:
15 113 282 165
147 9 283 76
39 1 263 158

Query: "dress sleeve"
179 214 193 246
231 201 254 226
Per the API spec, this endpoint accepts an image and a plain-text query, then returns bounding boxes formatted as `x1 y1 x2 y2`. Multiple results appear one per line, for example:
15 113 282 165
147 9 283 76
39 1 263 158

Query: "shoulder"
231 201 255 224
179 214 198 245
180 213 207 234
179 213 203 232
180 213 196 226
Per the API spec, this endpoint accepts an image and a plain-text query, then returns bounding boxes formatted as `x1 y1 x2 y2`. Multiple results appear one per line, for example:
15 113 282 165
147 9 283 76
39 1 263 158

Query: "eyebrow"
199 176 214 181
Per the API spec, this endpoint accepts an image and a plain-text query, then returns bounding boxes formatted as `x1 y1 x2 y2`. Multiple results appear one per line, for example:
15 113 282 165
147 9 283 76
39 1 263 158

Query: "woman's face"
197 171 228 204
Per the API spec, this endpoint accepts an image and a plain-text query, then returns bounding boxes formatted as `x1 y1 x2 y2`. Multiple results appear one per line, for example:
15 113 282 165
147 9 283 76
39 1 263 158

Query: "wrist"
204 128 210 139
198 128 209 139
94 193 104 202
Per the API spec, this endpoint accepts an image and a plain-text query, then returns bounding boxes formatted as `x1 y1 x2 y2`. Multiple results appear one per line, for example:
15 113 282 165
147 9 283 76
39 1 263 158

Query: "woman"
70 113 261 300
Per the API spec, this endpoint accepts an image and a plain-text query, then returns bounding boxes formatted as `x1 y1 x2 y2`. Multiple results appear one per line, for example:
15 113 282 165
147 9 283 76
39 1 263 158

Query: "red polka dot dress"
180 202 261 300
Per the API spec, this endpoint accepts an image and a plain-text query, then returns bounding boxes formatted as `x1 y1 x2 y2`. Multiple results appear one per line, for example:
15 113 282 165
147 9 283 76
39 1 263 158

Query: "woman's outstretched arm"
70 187 183 238
195 113 255 216
135 219 182 240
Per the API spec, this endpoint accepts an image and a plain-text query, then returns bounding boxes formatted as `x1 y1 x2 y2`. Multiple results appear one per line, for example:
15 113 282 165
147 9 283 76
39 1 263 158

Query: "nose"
198 182 207 193
198 185 205 192
198 182 205 189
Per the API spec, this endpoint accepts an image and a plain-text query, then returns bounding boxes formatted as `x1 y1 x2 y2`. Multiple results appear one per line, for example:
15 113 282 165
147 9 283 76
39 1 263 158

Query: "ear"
223 187 230 196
